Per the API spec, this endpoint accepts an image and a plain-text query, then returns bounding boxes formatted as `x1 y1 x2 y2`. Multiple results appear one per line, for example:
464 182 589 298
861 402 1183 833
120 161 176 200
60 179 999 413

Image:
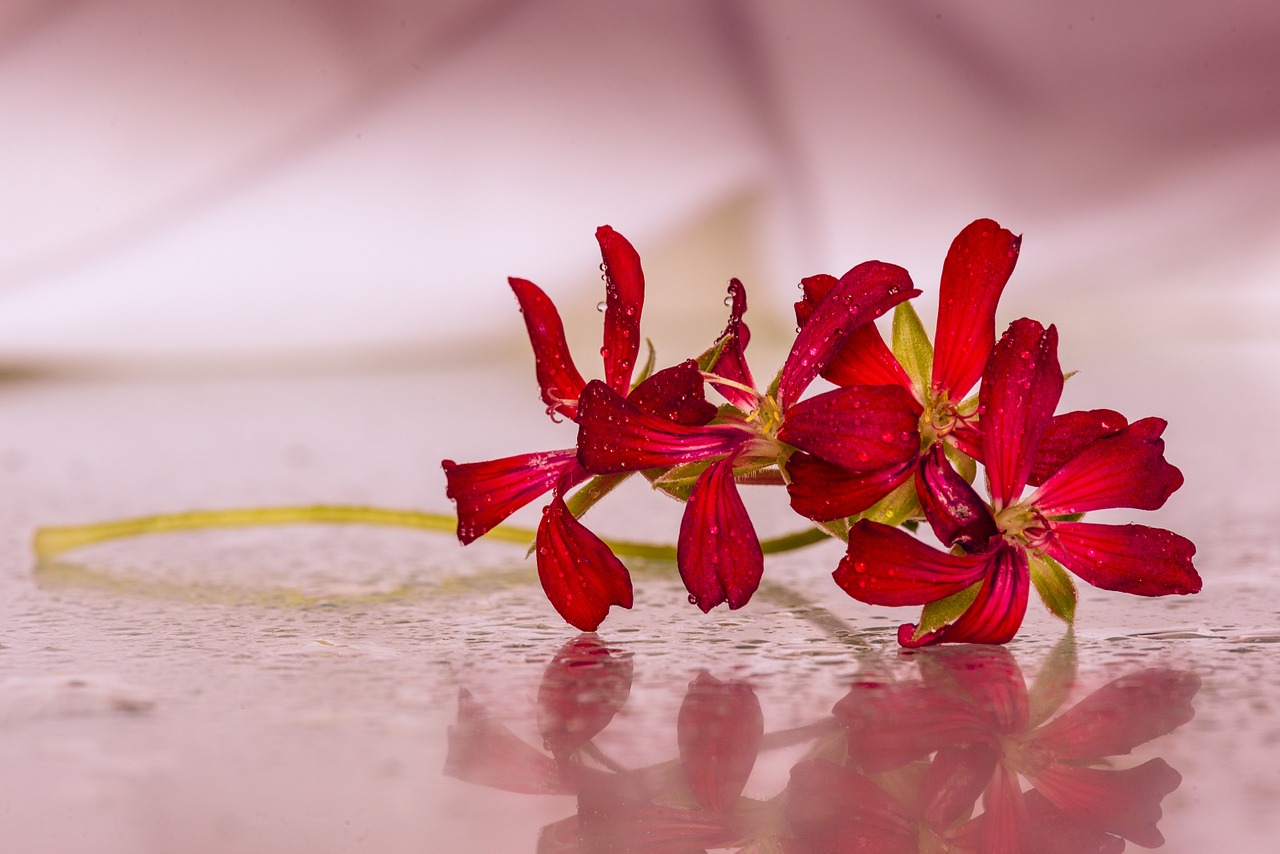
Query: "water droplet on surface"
596 300 607 312
723 295 734 306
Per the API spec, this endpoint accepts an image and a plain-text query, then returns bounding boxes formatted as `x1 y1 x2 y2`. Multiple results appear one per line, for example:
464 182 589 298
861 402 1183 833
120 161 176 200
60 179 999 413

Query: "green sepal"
1048 512 1085 523
1026 631 1078 729
1063 369 1078 382
696 334 730 373
913 580 981 640
900 519 920 533
631 339 658 388
565 473 630 519
645 459 713 501
860 478 920 527
1029 552 1077 625
891 301 933 394
943 443 977 485
813 516 850 544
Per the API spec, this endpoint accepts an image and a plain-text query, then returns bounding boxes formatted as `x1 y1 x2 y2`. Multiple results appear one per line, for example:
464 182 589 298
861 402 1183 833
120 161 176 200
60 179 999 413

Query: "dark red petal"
786 454 914 522
443 449 586 544
678 672 764 814
1042 521 1202 596
783 760 916 854
1028 409 1128 486
1028 759 1182 848
1021 790 1127 854
921 744 1004 831
981 319 1063 509
795 274 913 392
915 444 999 551
535 495 633 631
596 225 644 395
1032 418 1184 515
898 543 1030 647
537 635 634 759
508 277 588 421
627 358 718 426
708 278 758 410
931 219 1021 398
973 764 1031 854
778 384 921 472
1028 669 1199 760
576 380 750 473
918 645 1030 734
836 520 991 606
443 688 575 795
576 777 738 852
777 261 919 408
834 681 989 771
793 273 836 328
677 457 763 611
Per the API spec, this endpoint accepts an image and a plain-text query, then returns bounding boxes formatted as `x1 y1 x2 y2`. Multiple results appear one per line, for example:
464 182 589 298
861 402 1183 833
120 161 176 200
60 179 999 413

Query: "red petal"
784 760 916 854
678 672 764 814
596 225 645 395
708 278 758 410
1028 409 1128 486
786 454 914 521
1032 418 1184 515
535 495 633 631
443 688 575 795
443 449 586 543
777 261 919 408
576 380 750 473
677 457 763 611
931 219 1021 398
1028 760 1181 848
537 635 634 759
778 384 921 472
834 680 990 771
981 319 1063 509
627 358 718 426
973 764 1031 854
793 273 836 327
1042 521 1201 596
796 273 913 392
898 543 1030 647
509 277 588 421
836 520 990 606
915 444 999 551
918 645 1030 734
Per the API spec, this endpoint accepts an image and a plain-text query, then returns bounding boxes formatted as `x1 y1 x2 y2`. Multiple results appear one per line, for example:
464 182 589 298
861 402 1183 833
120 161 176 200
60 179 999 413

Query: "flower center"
994 503 1049 547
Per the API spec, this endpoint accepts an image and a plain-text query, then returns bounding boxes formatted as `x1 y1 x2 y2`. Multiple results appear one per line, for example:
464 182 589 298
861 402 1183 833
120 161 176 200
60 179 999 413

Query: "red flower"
443 227 717 630
836 317 1201 646
576 265 919 612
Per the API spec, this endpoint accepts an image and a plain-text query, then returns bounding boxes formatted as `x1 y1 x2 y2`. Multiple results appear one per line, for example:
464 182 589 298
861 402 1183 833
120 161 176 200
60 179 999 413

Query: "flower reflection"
444 635 1197 853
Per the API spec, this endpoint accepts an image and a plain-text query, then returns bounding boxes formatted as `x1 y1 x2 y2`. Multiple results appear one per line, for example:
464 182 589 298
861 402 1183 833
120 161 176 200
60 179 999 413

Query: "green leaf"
891 301 933 393
860 478 920 527
914 580 981 639
943 443 977 485
631 338 658 388
1029 552 1077 625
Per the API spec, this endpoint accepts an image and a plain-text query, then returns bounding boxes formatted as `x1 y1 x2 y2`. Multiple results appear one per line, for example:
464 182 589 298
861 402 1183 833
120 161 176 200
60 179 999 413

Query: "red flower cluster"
443 221 1200 642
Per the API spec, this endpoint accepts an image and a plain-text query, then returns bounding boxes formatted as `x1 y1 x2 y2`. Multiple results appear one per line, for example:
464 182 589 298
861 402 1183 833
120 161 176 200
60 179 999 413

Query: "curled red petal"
931 219 1021 398
1027 759 1182 848
535 495 633 631
678 672 764 814
576 380 750 473
708 278 758 410
796 273 913 392
837 520 991 606
786 454 914 522
777 261 919 408
509 277 588 421
677 457 763 611
443 449 586 544
627 358 718 426
597 225 644 395
1029 409 1128 486
537 635 634 759
915 444 999 551
1042 521 1201 596
793 273 836 328
778 384 921 472
1032 418 1184 515
899 543 1030 647
981 319 1063 509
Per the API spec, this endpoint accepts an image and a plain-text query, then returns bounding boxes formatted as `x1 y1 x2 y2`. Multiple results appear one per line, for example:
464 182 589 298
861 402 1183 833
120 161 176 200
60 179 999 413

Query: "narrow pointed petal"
981 319 1063 509
898 543 1030 647
931 219 1021 398
1028 760 1181 848
837 520 991 606
508 277 588 420
921 744 1003 831
678 672 764 814
919 645 1030 733
1043 521 1202 596
974 764 1031 854
1021 790 1127 854
777 261 919 408
1033 418 1184 515
627 358 717 426
597 225 644 394
1029 409 1128 486
537 635 634 759
576 381 751 473
796 274 914 392
444 689 575 795
786 454 914 521
915 444 999 550
778 384 921 472
948 420 985 462
535 495 633 631
784 760 917 854
707 278 758 410
443 449 586 543
678 457 763 611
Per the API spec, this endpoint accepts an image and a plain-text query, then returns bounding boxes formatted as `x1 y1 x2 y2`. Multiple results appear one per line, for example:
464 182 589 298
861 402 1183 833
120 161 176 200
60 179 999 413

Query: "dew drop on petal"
596 300 607 312
854 561 867 573
600 347 611 359
857 451 869 462
688 594 699 605
881 431 894 443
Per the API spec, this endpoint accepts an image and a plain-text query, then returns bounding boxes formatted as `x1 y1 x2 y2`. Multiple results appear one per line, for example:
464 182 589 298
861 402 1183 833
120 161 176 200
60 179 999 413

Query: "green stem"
33 505 831 561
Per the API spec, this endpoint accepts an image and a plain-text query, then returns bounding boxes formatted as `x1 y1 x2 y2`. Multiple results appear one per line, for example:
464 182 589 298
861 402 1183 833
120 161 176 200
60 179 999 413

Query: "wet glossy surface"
0 344 1276 852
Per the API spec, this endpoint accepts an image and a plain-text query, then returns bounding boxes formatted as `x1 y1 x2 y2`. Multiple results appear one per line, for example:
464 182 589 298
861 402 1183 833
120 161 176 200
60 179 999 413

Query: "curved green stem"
33 505 831 561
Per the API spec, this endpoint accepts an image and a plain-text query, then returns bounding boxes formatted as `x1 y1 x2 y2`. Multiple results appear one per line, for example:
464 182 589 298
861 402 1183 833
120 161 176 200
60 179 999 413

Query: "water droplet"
600 347 611 359
854 561 867 573
596 300 607 312
881 431 894 443
723 295 734 306
857 451 870 462
688 594 699 605
1019 350 1031 359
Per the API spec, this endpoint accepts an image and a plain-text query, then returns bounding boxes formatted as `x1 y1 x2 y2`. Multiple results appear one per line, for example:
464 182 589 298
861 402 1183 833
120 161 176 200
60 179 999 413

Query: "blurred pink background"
0 0 1276 370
